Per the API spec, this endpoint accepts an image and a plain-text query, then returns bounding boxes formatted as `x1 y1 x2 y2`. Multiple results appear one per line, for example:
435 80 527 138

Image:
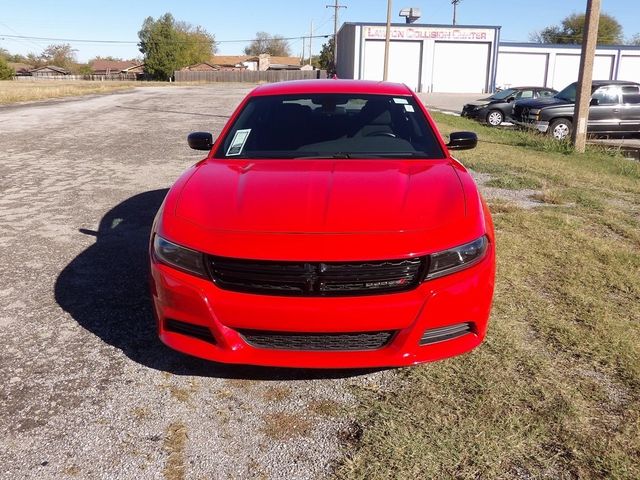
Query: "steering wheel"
365 131 397 138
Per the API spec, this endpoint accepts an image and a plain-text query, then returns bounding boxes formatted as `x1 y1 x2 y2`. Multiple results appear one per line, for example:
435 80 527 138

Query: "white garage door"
363 40 422 91
431 42 490 93
496 52 547 89
618 55 640 82
551 54 615 90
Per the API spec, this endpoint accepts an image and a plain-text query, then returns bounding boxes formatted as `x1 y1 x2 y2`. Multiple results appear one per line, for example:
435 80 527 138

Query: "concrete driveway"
0 85 391 479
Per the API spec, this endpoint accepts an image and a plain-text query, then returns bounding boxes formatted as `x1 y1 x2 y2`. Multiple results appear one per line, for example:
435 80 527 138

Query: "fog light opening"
419 322 474 346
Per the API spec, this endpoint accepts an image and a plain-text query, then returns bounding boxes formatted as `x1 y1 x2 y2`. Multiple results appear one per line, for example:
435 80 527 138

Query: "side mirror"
188 132 214 151
507 96 515 102
447 131 478 151
590 98 600 106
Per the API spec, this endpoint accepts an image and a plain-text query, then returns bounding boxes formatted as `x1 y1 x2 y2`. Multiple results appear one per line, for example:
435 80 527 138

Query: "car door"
619 85 640 135
588 86 621 133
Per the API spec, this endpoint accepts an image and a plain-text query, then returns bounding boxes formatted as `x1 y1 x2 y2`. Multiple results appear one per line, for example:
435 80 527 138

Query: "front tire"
549 118 572 140
486 109 503 127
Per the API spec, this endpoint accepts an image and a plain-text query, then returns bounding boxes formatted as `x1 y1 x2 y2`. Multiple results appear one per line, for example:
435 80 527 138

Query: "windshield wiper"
293 152 352 159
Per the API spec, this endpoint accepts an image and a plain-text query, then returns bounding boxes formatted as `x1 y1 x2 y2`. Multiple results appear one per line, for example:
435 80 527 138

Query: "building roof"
210 55 256 66
90 60 140 72
30 65 69 74
251 79 413 97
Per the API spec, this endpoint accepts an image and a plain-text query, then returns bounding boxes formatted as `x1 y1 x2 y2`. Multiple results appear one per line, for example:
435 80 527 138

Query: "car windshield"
555 83 577 102
215 94 446 159
490 88 517 100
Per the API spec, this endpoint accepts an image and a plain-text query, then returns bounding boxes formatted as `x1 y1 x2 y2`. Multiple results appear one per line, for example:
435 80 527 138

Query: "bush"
0 57 15 80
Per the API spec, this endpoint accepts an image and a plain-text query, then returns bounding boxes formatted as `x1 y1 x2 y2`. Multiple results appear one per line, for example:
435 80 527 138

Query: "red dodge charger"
149 80 495 368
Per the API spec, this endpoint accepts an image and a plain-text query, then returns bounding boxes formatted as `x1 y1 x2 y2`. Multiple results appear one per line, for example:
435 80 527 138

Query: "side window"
538 90 555 98
621 86 640 104
516 90 534 99
591 86 620 105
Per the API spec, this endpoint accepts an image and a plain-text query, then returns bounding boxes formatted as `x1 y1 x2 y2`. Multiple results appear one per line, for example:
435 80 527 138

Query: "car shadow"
55 189 383 381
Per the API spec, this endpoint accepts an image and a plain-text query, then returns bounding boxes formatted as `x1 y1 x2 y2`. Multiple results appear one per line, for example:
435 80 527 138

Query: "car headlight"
153 235 208 277
426 236 489 279
474 104 489 110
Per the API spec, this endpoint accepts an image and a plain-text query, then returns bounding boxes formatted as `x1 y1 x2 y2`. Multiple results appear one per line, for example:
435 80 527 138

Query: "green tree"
317 37 334 73
0 56 15 79
530 12 623 45
138 13 216 80
40 43 78 69
243 32 291 56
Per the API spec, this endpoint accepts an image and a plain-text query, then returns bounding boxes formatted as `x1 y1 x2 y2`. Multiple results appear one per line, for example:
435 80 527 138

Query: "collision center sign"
363 26 493 41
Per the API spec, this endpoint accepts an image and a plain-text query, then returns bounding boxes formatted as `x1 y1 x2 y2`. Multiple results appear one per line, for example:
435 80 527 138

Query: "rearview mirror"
188 132 214 151
447 131 478 151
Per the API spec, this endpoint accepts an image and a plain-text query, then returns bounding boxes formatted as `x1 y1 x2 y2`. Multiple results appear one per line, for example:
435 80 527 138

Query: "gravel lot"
0 85 394 479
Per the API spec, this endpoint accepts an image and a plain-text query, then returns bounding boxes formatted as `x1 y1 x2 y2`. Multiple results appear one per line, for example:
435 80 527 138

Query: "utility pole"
452 0 462 26
571 0 601 153
309 20 313 66
326 0 346 72
383 0 393 81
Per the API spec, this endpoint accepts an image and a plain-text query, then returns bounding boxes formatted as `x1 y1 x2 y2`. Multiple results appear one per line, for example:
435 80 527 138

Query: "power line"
0 33 331 45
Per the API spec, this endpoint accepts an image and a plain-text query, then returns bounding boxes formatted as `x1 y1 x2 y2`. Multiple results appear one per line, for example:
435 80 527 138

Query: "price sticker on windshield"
226 129 251 156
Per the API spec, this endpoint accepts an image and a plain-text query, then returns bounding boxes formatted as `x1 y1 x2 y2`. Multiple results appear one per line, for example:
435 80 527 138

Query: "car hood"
174 159 466 234
466 97 495 106
516 96 572 108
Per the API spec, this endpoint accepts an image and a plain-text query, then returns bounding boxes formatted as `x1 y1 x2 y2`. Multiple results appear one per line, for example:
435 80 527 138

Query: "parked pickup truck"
510 80 640 140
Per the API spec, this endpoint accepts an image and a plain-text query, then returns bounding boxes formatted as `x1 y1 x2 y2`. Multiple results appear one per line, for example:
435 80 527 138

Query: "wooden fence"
174 69 327 83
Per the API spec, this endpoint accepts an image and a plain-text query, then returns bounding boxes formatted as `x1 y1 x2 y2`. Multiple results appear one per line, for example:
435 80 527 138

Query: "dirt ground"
0 85 395 479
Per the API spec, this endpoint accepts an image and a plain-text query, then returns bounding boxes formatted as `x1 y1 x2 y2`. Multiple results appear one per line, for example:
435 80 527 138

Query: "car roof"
250 79 414 97
507 86 556 90
591 80 640 86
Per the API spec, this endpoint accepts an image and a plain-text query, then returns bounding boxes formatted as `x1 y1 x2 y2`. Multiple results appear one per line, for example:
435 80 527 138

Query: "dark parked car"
461 87 557 126
511 80 640 140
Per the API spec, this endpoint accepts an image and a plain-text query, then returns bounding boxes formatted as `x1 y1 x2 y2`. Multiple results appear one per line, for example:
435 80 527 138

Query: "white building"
496 43 640 90
336 22 640 93
336 22 501 93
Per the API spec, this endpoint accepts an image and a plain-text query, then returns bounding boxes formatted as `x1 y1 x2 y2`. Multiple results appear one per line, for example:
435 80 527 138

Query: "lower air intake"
420 322 474 345
239 329 396 351
165 319 216 344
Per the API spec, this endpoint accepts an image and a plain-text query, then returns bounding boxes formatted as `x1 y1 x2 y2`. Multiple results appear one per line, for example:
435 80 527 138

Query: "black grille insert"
207 256 425 296
420 322 474 345
165 319 216 344
239 329 396 351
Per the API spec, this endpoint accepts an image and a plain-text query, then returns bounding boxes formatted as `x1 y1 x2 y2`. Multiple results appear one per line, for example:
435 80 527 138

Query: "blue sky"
1 0 639 62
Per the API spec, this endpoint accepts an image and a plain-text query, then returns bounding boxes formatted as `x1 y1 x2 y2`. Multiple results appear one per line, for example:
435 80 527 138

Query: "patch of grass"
163 422 187 480
261 412 313 440
484 173 543 190
261 386 292 402
0 80 172 104
307 399 342 417
339 113 640 479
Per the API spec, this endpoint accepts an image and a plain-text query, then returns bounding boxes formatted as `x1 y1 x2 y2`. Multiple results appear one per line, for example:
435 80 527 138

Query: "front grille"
165 319 216 344
239 329 396 351
420 322 474 345
207 256 425 296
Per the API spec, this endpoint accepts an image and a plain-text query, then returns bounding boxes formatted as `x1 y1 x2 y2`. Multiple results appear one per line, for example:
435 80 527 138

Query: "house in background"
7 63 34 76
30 66 69 77
91 60 145 79
181 54 303 73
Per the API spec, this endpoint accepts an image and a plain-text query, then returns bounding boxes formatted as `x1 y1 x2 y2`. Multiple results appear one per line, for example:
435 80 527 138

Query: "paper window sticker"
393 97 409 104
404 105 415 112
226 129 251 156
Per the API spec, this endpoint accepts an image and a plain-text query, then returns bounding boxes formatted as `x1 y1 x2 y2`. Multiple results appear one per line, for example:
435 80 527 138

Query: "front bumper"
512 119 549 133
461 106 487 120
149 247 495 368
